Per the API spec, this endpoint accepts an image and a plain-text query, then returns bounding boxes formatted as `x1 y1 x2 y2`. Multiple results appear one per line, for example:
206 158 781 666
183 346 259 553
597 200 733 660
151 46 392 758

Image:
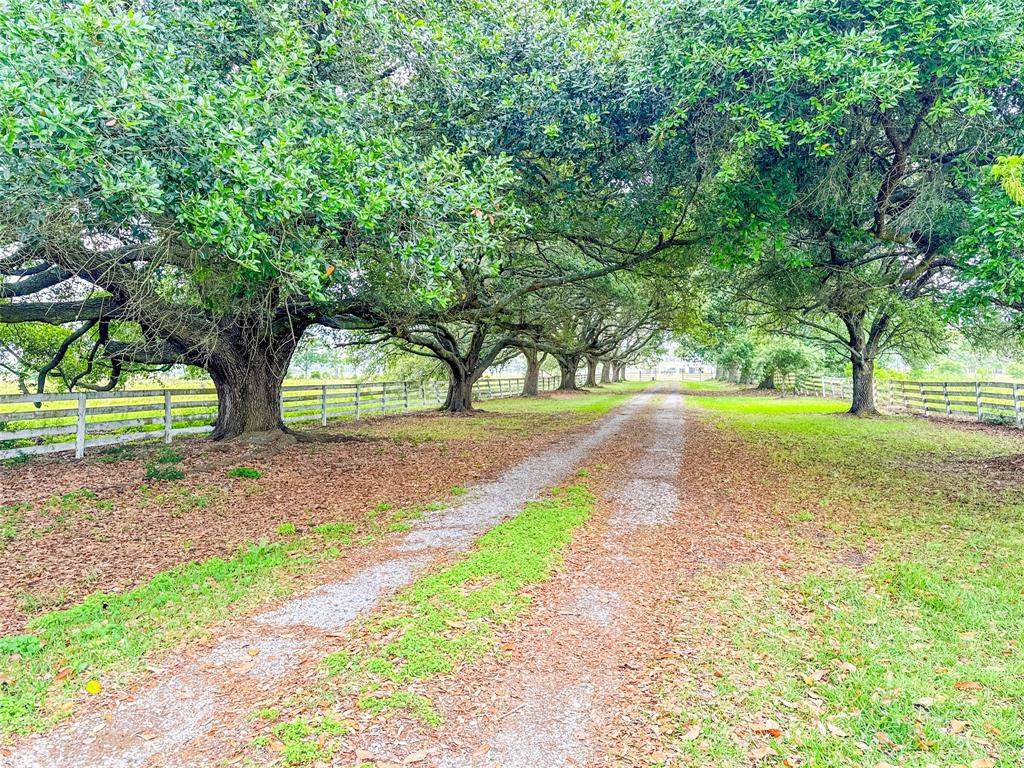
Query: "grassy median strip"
327 483 594 720
659 395 1024 767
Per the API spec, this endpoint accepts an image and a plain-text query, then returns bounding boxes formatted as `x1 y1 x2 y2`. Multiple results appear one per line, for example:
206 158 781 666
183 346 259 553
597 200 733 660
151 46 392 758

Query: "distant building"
656 357 714 378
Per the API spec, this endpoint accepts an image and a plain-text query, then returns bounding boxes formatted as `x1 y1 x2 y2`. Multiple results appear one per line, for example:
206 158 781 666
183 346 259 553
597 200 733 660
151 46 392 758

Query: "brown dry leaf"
748 745 777 761
753 719 783 738
970 759 995 768
803 669 827 685
403 749 430 764
471 744 491 756
54 666 73 682
247 647 260 657
355 749 375 761
875 731 895 748
949 720 970 734
681 723 701 741
137 731 157 741
954 681 983 691
268 739 285 753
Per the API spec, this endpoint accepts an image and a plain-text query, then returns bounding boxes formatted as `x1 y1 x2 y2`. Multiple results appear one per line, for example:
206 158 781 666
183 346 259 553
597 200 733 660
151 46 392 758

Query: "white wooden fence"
0 375 564 461
789 374 1024 428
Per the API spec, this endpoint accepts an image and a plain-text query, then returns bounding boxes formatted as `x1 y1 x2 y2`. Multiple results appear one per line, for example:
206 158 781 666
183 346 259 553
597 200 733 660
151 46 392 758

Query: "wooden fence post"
163 390 173 444
404 381 410 411
74 393 87 459
381 383 387 413
420 382 426 407
321 385 328 426
919 382 927 413
943 382 951 416
888 379 894 407
975 382 983 422
355 383 361 419
902 381 908 411
1014 383 1022 428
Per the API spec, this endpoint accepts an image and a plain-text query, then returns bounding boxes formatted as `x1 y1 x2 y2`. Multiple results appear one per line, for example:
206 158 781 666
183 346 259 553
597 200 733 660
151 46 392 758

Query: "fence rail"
788 374 1024 428
0 374 570 461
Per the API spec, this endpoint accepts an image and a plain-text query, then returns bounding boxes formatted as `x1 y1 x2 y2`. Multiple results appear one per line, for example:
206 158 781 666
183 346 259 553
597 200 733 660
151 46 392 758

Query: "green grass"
659 393 1024 767
267 714 350 766
689 393 846 415
321 484 595 725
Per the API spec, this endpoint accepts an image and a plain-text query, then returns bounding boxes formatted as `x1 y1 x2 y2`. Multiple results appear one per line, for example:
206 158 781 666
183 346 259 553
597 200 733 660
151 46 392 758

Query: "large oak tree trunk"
613 362 626 381
521 348 543 397
557 356 581 390
600 359 612 384
207 331 300 440
850 354 877 415
841 310 881 417
585 356 599 387
443 368 475 412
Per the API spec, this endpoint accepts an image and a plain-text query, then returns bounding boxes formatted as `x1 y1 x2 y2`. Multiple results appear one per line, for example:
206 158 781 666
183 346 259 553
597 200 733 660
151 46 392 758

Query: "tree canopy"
2 0 1023 428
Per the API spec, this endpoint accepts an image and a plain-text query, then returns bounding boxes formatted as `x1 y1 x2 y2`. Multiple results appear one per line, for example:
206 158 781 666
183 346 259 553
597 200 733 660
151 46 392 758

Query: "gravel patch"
440 682 594 768
608 478 679 526
570 586 621 627
254 555 431 633
6 674 217 768
202 635 308 677
607 393 683 529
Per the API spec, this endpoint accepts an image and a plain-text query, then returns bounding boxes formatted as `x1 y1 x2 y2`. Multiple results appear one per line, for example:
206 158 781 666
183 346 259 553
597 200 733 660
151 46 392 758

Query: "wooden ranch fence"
0 375 562 461
788 374 1024 428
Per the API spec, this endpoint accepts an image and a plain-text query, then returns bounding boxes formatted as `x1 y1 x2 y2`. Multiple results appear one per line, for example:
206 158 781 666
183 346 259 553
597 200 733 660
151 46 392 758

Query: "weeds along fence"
788 374 1024 428
0 375 566 462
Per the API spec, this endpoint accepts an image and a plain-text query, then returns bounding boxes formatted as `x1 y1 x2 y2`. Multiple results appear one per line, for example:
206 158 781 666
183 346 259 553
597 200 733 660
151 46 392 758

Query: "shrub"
153 447 183 464
98 445 135 463
144 463 184 482
228 466 262 479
